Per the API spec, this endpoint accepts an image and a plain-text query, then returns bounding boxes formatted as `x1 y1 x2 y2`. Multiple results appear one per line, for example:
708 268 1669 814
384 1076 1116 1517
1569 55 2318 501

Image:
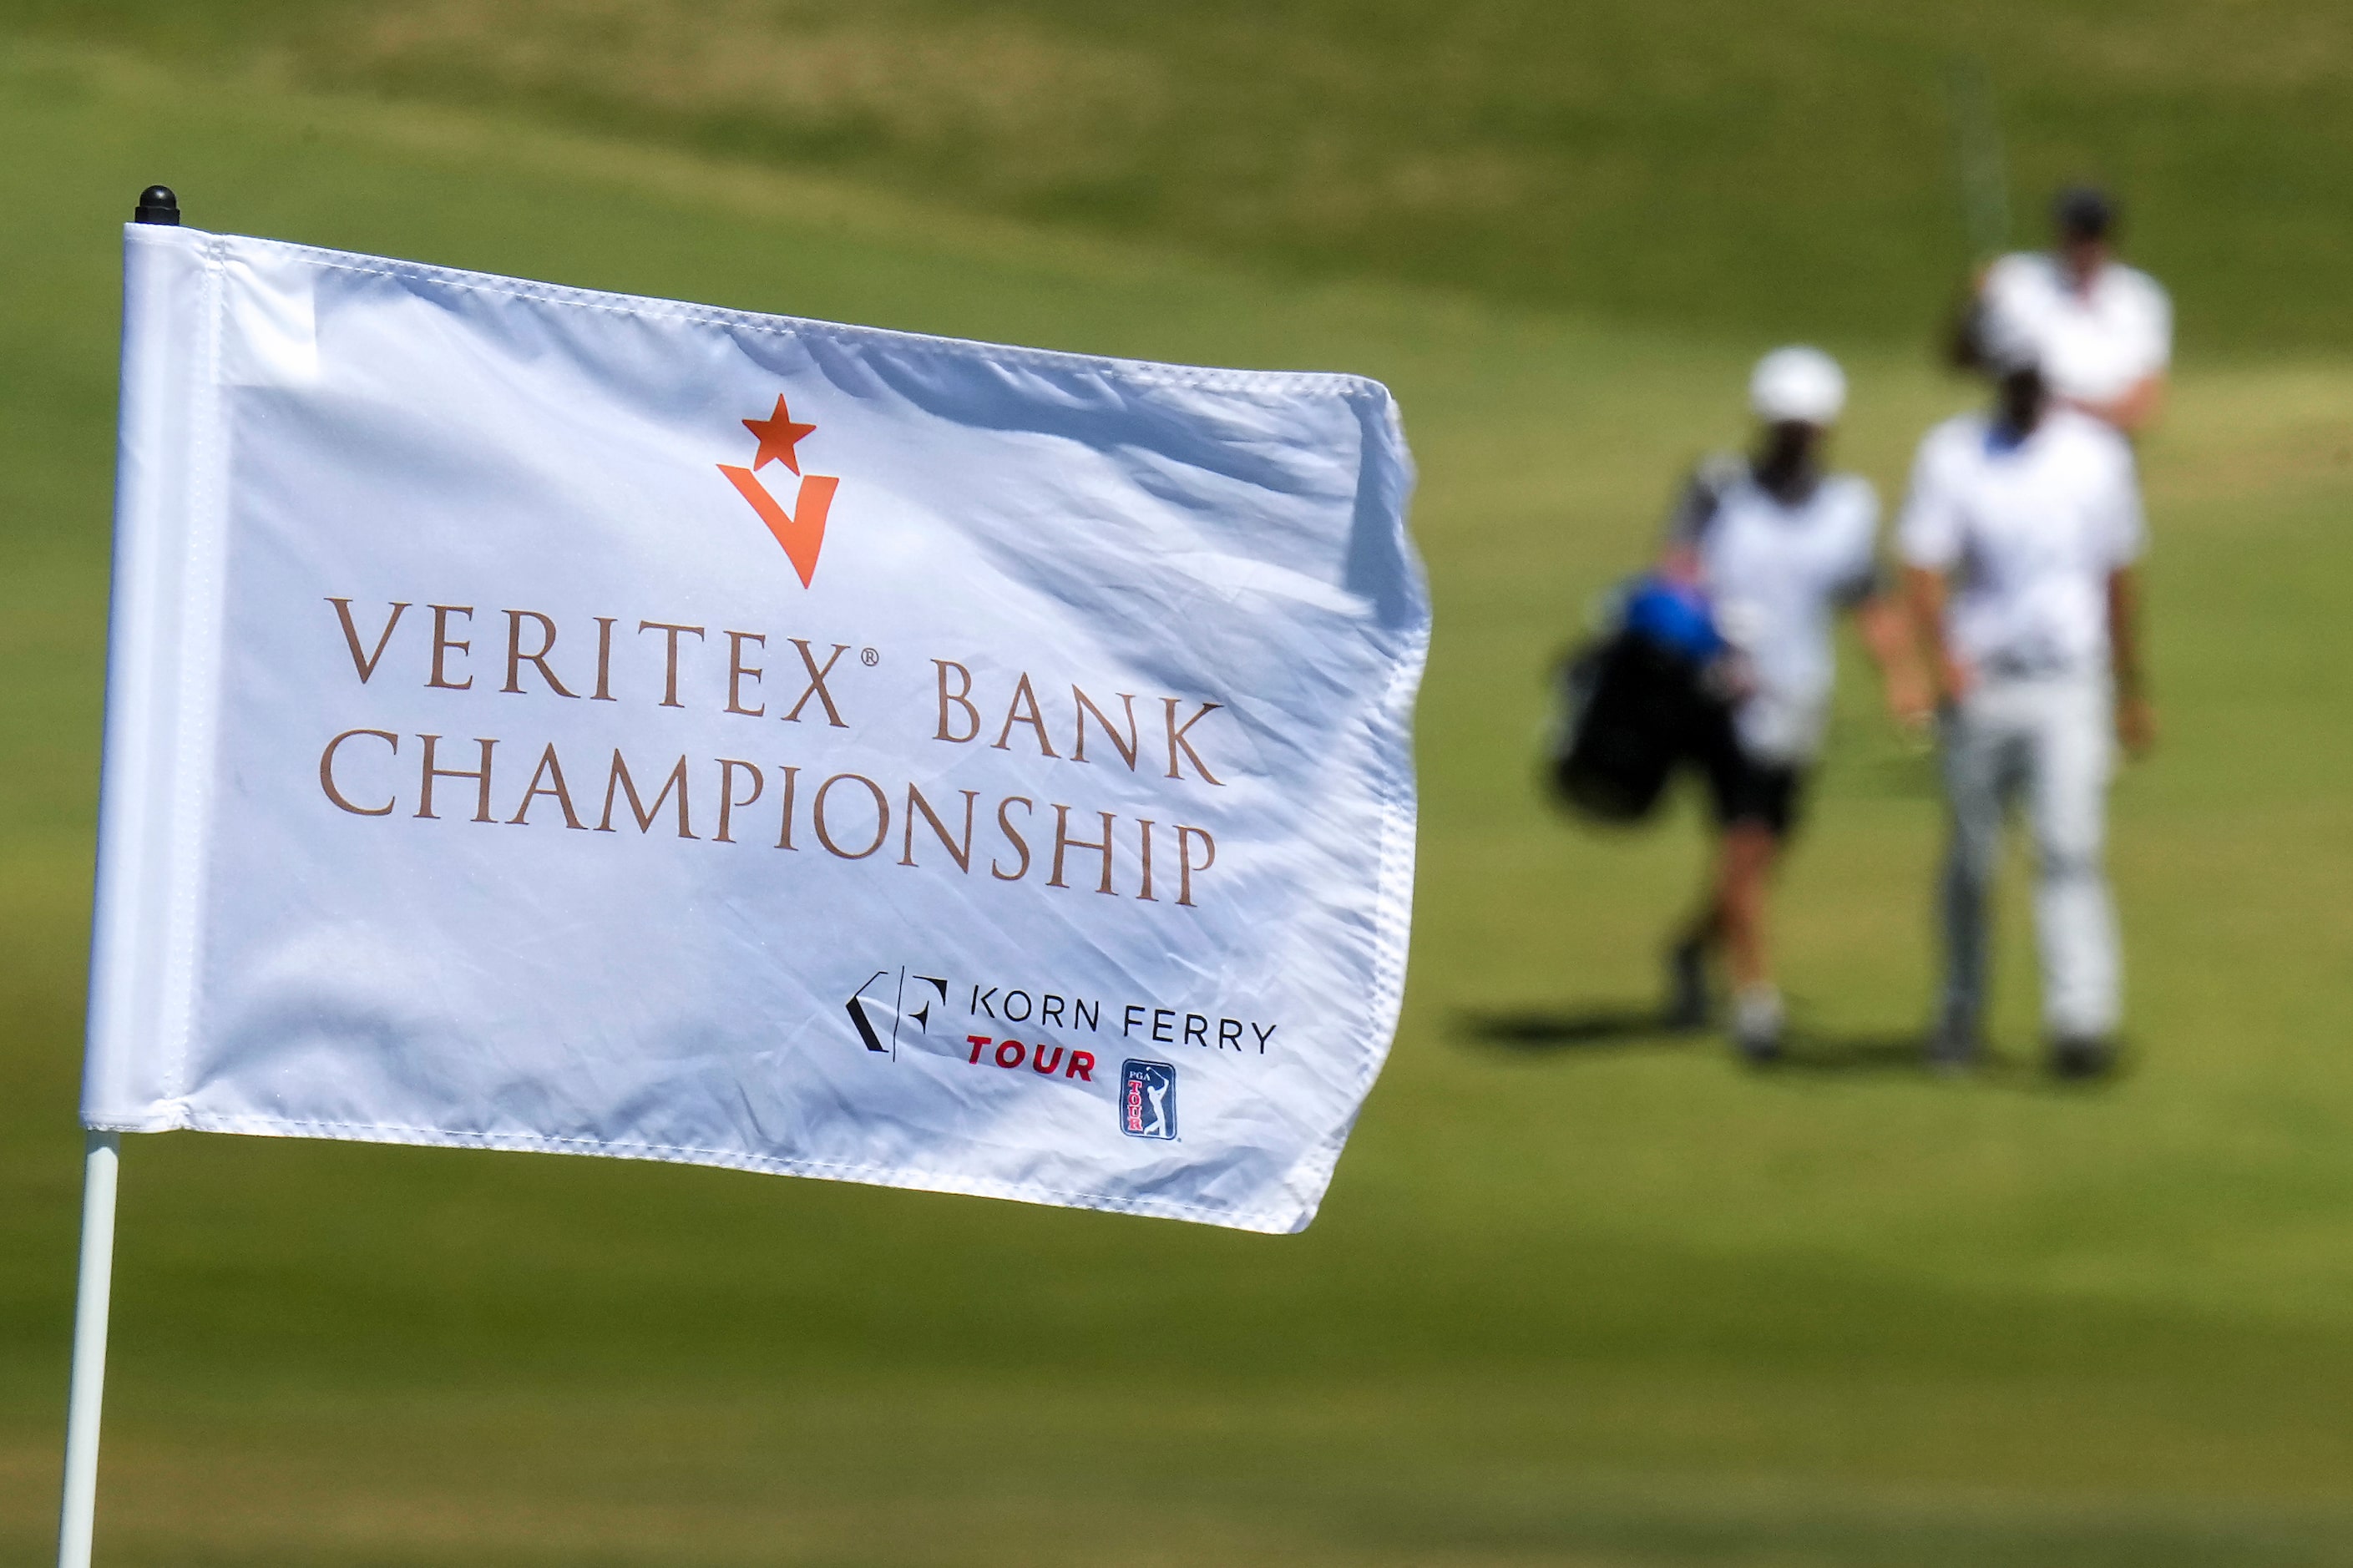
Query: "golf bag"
1548 576 1734 823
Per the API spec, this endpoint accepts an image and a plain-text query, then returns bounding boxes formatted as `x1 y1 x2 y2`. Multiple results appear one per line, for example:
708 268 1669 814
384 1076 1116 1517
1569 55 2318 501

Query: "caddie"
1659 347 1928 1062
1899 328 2156 1075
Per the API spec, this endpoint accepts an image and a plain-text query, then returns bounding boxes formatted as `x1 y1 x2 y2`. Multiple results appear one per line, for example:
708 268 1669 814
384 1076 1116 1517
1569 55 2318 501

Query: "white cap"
1748 346 1846 425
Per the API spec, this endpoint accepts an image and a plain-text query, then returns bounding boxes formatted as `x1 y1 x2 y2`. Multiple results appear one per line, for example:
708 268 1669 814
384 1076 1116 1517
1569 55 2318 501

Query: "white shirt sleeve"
2114 266 2173 379
1980 254 2040 316
1835 479 1883 601
1979 254 2053 360
2096 442 2148 568
1662 453 1743 549
1895 432 1964 570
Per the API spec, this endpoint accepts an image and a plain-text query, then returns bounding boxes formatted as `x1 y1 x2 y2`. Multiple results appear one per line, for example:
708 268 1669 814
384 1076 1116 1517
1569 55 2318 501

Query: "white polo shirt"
1676 459 1880 763
1896 408 2145 678
1981 252 2171 408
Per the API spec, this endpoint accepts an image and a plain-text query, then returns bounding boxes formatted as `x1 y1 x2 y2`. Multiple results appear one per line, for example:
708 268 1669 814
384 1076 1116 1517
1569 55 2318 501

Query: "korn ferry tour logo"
845 968 950 1058
837 968 1273 1143
717 396 839 589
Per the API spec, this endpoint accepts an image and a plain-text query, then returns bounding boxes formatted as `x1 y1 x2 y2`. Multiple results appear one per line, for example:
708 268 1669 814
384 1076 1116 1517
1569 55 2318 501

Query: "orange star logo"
719 396 838 589
741 395 817 475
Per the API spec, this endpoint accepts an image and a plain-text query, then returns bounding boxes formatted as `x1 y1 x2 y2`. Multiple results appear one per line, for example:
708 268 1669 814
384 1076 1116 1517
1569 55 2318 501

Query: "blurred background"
3 3 2351 1563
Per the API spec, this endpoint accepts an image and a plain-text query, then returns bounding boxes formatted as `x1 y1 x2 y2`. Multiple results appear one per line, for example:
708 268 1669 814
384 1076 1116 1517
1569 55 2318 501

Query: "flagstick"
55 1131 122 1568
58 181 175 1566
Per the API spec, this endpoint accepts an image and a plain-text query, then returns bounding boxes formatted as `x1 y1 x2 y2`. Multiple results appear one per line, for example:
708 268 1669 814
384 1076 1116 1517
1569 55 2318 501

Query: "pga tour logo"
1121 1060 1177 1141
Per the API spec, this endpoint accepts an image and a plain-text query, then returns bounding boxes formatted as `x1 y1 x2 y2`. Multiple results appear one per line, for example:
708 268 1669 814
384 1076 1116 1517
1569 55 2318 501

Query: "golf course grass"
4 23 2353 1566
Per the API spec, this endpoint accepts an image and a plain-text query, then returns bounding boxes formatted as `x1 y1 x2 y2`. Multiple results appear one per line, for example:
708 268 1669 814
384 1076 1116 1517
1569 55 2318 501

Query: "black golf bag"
1547 582 1736 823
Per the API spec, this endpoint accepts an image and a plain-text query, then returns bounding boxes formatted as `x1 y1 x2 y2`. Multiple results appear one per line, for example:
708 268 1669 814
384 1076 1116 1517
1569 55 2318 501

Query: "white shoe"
1732 984 1783 1065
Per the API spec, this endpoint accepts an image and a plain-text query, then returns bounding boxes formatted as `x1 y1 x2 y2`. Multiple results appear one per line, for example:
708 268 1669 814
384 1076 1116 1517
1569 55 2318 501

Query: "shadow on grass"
1772 1028 1930 1075
1458 1005 1678 1051
1457 1008 2096 1086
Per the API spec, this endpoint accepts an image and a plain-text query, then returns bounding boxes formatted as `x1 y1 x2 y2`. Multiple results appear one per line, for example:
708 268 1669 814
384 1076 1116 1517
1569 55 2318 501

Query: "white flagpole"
55 1130 122 1568
58 182 177 1568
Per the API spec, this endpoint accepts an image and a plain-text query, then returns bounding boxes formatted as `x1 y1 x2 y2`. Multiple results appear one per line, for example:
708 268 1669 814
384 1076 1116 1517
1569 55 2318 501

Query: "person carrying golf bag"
1560 348 1927 1061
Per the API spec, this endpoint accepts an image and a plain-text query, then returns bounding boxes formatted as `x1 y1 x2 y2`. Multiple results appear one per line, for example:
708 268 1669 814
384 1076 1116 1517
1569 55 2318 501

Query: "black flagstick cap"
133 186 180 225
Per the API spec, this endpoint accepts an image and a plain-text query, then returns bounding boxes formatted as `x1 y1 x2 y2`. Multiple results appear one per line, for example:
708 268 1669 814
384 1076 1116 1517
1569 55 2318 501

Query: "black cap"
134 186 180 225
2052 185 2114 241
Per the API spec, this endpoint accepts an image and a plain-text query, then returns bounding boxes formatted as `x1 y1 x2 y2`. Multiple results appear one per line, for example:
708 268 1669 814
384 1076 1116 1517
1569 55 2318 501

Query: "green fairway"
20 0 2353 348
6 23 2353 1568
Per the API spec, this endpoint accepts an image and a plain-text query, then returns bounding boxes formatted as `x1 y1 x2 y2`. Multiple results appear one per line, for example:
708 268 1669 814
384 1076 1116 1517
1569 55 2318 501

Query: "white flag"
83 223 1425 1233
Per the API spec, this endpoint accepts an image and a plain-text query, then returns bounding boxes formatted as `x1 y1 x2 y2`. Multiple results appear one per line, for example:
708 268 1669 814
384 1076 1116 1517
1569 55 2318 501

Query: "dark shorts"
1701 741 1806 839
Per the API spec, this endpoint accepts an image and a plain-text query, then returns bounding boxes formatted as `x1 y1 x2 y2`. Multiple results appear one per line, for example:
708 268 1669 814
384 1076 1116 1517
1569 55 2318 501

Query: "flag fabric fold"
83 223 1425 1233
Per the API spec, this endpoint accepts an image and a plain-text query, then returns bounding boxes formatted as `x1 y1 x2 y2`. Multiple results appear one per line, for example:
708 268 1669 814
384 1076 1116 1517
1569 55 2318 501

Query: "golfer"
1964 185 2171 433
1662 347 1927 1062
1899 329 2155 1075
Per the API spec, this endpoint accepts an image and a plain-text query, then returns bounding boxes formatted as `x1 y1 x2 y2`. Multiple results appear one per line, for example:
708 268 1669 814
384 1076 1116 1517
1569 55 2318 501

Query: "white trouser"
1936 670 2120 1042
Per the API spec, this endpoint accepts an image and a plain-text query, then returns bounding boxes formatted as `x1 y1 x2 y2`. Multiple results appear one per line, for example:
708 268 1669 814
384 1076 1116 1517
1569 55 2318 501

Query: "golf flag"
82 222 1426 1233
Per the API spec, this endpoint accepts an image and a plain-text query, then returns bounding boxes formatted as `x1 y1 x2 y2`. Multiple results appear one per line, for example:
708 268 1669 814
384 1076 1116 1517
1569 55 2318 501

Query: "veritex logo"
717 396 840 589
